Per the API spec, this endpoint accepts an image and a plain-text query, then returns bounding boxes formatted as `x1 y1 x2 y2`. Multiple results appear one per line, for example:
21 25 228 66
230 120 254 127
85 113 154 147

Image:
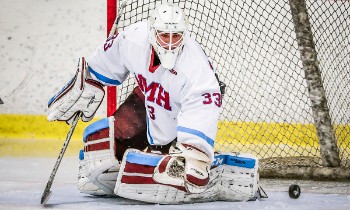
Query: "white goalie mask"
148 3 188 70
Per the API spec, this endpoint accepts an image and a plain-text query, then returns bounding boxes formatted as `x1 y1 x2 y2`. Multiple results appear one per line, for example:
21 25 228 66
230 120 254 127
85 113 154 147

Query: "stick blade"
41 190 52 206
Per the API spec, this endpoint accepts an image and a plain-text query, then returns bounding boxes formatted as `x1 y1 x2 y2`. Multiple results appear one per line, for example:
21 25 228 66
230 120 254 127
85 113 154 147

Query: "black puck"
289 184 301 199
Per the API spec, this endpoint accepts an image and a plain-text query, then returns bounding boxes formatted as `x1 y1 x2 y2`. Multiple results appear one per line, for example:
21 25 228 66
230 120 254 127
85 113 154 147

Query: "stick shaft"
108 0 128 37
40 113 81 205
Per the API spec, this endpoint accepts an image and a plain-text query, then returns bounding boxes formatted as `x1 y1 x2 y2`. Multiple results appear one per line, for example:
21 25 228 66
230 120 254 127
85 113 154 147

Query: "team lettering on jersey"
135 74 172 111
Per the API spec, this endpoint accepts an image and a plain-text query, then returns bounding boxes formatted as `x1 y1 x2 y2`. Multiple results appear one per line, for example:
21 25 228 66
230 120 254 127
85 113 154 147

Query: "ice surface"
0 157 349 210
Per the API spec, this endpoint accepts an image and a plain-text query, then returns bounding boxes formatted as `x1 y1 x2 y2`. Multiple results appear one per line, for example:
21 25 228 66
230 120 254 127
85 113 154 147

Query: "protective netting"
115 0 350 176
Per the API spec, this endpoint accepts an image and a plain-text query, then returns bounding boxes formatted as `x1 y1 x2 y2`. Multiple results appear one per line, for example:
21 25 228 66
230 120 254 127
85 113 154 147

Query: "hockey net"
110 0 350 180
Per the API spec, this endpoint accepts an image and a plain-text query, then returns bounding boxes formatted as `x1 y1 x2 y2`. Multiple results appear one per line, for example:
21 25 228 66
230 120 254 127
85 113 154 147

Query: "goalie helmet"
148 3 188 70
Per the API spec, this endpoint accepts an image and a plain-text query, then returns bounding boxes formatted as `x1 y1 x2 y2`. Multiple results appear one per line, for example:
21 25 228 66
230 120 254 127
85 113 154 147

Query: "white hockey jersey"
87 22 221 160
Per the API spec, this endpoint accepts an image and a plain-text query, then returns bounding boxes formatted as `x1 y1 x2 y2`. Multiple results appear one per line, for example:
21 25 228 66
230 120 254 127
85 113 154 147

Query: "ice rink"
1 156 349 210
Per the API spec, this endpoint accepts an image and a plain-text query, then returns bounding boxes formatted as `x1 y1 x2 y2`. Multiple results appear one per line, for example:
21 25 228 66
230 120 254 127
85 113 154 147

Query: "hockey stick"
40 112 81 205
108 0 129 37
0 67 33 105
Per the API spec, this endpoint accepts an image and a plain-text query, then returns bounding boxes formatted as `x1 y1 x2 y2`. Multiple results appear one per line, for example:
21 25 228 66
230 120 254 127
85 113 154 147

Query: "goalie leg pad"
115 149 191 204
77 149 112 196
209 152 260 201
114 150 261 204
80 117 120 195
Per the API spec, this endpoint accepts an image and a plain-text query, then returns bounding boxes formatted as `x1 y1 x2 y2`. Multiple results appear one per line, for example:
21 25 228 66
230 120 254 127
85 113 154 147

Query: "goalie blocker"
47 57 104 124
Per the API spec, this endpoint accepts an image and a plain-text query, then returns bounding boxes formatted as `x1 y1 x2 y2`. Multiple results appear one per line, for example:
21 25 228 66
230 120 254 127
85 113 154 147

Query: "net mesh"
115 0 350 174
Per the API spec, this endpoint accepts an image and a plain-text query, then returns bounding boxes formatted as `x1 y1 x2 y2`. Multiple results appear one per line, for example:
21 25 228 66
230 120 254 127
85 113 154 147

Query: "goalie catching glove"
153 142 211 194
47 57 104 124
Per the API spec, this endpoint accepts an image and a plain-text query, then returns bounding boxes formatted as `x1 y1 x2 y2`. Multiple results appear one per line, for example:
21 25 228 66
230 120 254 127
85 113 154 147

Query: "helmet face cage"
155 30 185 51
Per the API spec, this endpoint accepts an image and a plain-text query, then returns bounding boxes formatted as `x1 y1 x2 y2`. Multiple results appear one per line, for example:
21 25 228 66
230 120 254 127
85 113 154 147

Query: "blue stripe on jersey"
88 66 121 85
146 116 155 145
126 151 162 166
177 126 215 147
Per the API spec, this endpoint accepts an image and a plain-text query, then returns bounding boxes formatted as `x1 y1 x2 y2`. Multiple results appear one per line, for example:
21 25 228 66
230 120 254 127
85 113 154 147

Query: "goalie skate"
114 149 261 204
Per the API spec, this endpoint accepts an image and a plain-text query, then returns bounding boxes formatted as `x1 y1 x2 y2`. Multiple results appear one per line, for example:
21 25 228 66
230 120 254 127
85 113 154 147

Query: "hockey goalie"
47 3 265 204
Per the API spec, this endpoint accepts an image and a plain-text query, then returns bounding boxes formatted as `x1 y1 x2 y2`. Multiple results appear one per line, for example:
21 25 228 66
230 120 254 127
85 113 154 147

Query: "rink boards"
1 114 349 158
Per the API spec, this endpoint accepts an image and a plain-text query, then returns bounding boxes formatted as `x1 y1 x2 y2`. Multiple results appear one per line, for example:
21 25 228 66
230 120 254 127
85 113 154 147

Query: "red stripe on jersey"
124 162 155 174
84 141 110 152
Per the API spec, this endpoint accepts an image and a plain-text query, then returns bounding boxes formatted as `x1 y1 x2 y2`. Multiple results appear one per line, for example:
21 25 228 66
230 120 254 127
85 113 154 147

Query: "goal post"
288 0 340 167
108 0 350 180
106 0 117 117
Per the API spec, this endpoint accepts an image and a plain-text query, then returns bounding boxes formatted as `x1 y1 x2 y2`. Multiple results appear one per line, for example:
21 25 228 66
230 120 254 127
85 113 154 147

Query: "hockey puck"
289 184 301 199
